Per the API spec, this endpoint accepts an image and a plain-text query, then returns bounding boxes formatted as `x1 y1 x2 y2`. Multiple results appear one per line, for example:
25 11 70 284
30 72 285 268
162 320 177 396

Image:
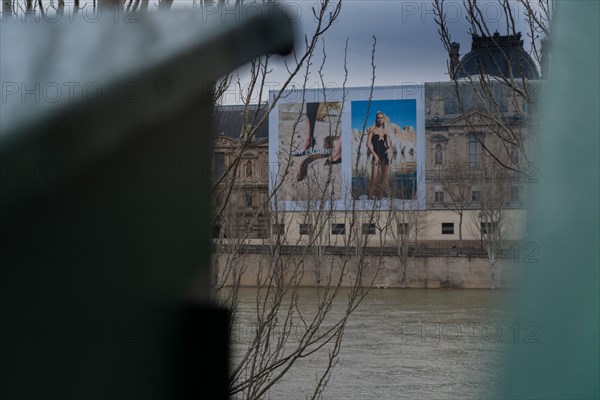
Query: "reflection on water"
231 288 516 400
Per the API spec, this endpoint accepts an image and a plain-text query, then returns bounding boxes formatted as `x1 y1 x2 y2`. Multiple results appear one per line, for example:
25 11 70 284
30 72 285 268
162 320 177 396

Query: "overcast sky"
218 0 537 104
5 0 538 106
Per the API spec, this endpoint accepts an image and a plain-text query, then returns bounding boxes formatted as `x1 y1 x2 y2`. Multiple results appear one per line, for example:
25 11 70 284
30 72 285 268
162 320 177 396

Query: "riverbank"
215 251 518 289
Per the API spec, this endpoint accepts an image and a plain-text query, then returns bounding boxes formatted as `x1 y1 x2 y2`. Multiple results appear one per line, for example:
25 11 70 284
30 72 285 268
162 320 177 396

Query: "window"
468 133 484 167
244 192 253 208
331 223 346 235
471 190 480 202
299 223 313 235
245 160 253 179
214 152 225 179
272 224 285 235
510 186 520 202
397 223 409 235
361 223 376 235
442 223 454 235
434 191 444 202
480 222 497 234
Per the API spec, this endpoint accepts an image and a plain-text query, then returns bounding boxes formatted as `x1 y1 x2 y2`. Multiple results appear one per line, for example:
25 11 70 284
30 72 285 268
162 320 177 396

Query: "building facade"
212 105 270 239
212 34 540 250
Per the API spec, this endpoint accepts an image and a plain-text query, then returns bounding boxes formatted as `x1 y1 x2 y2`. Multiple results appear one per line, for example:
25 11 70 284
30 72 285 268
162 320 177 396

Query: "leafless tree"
433 0 551 174
210 4 385 397
469 160 511 289
439 161 473 245
386 191 428 288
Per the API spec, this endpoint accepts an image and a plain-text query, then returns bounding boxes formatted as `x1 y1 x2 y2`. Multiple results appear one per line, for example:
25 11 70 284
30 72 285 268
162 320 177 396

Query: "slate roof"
213 104 270 139
454 33 540 80
424 80 542 115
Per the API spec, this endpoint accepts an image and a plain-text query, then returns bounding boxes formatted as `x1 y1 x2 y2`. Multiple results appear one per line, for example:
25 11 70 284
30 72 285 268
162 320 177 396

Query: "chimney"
449 42 460 80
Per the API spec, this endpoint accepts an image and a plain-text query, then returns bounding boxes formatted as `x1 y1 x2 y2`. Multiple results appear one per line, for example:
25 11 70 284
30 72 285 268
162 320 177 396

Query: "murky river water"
230 288 514 400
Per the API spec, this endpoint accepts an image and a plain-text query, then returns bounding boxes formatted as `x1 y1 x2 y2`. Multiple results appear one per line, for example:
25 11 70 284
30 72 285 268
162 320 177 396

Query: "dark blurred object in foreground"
0 7 293 399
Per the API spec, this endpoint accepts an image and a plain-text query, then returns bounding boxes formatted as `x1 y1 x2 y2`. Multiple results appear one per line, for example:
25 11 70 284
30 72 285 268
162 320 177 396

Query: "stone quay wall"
215 248 519 289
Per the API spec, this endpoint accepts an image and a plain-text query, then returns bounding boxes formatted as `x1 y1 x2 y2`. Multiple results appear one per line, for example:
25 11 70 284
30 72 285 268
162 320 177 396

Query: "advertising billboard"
276 101 343 202
351 99 418 201
269 85 425 211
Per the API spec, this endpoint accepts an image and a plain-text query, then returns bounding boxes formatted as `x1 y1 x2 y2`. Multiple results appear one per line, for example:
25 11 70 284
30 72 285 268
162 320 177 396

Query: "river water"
230 288 516 400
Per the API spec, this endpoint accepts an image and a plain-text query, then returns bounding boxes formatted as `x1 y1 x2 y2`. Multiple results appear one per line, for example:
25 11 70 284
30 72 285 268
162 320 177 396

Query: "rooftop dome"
454 33 540 80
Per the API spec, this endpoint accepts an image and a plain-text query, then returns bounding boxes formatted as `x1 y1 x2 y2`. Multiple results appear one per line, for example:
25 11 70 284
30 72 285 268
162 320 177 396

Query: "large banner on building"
269 85 425 211
276 101 343 202
351 99 417 201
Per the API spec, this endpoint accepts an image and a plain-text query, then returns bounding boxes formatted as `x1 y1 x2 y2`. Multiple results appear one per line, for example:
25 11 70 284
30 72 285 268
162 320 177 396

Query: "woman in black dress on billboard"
366 111 393 199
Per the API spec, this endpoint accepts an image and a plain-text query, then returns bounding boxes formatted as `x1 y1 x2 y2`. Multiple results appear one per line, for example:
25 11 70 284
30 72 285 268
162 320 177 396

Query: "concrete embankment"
215 247 518 289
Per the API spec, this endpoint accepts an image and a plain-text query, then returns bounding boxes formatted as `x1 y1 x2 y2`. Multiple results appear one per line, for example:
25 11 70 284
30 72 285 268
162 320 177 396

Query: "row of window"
431 134 489 167
433 187 521 203
216 221 496 239
441 222 497 235
272 222 496 236
273 223 412 236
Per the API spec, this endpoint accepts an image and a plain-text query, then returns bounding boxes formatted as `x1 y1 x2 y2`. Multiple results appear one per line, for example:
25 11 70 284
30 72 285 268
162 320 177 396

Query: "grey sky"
222 1 453 103
219 0 538 104
318 1 466 83
2 0 538 106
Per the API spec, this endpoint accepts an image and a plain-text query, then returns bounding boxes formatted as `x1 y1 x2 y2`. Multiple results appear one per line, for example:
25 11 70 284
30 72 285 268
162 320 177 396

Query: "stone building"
422 79 536 243
212 33 540 246
212 105 270 239
423 32 541 242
